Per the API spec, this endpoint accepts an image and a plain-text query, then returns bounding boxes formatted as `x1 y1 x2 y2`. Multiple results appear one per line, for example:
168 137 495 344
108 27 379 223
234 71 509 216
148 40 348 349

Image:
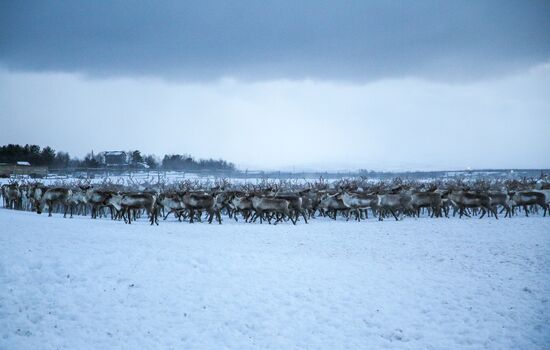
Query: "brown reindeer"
318 192 348 220
488 191 513 218
274 192 308 223
410 191 443 218
250 195 294 224
112 192 158 225
2 183 22 209
338 191 378 221
377 193 413 221
36 187 72 217
449 190 498 219
157 192 186 221
299 189 322 219
65 188 89 218
509 191 547 217
229 192 254 222
85 188 119 219
182 191 221 224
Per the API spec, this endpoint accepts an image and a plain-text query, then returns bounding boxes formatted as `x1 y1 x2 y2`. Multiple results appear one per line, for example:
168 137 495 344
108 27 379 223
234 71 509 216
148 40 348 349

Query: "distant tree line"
0 144 236 171
0 144 70 167
161 154 235 171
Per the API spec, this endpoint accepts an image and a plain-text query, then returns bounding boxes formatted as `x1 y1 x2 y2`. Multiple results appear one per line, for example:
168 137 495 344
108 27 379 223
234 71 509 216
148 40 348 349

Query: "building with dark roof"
103 151 128 167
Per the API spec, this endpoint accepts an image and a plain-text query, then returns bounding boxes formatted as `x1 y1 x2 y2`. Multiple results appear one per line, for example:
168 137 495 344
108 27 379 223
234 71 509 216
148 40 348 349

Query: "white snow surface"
1 210 549 350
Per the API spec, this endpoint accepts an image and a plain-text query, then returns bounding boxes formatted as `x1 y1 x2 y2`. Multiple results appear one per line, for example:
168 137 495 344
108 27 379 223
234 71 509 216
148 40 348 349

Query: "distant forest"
0 144 236 171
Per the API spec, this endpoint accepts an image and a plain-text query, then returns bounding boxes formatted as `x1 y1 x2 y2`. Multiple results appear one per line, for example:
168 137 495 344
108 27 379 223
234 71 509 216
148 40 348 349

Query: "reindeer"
533 189 550 215
157 192 186 221
377 192 412 221
338 191 378 221
250 195 294 224
86 188 115 219
104 192 125 220
111 192 159 225
36 187 72 217
274 191 308 223
299 189 322 219
508 191 547 217
448 189 498 219
409 191 443 218
18 183 31 210
213 190 234 219
434 189 453 218
27 183 46 211
0 184 7 207
229 192 254 222
318 192 348 220
8 174 550 224
3 183 22 209
181 191 221 224
487 191 513 218
63 187 89 218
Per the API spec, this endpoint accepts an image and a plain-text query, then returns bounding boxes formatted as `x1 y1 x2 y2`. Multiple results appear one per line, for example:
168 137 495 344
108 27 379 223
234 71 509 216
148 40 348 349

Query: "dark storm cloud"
1 0 549 81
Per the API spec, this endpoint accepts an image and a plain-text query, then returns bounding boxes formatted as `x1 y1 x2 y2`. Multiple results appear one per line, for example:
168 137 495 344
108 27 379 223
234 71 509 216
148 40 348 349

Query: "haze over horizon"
1 1 549 171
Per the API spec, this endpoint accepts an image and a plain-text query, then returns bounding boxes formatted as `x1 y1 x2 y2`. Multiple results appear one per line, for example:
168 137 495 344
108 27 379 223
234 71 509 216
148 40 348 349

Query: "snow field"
1 210 549 349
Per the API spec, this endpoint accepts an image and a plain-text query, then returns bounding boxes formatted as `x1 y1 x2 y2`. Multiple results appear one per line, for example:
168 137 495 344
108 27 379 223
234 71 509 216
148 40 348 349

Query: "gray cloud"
1 1 549 81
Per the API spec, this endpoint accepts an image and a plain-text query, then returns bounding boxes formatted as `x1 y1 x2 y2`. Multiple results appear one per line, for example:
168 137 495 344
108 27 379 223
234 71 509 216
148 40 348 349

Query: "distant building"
102 151 128 167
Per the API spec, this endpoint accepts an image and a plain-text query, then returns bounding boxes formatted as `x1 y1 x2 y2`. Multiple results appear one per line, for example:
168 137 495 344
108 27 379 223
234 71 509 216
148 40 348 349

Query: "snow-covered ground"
1 210 549 349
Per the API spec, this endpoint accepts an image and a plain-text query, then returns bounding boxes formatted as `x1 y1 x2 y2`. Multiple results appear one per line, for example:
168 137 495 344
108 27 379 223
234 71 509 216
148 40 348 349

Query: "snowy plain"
1 209 549 350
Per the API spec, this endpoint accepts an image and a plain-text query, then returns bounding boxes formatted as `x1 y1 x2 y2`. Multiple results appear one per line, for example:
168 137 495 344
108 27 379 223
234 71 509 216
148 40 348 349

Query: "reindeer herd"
1 176 549 225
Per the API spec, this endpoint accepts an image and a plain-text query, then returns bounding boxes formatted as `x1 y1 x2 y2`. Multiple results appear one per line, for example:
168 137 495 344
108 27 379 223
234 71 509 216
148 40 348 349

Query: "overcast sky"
1 1 549 170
